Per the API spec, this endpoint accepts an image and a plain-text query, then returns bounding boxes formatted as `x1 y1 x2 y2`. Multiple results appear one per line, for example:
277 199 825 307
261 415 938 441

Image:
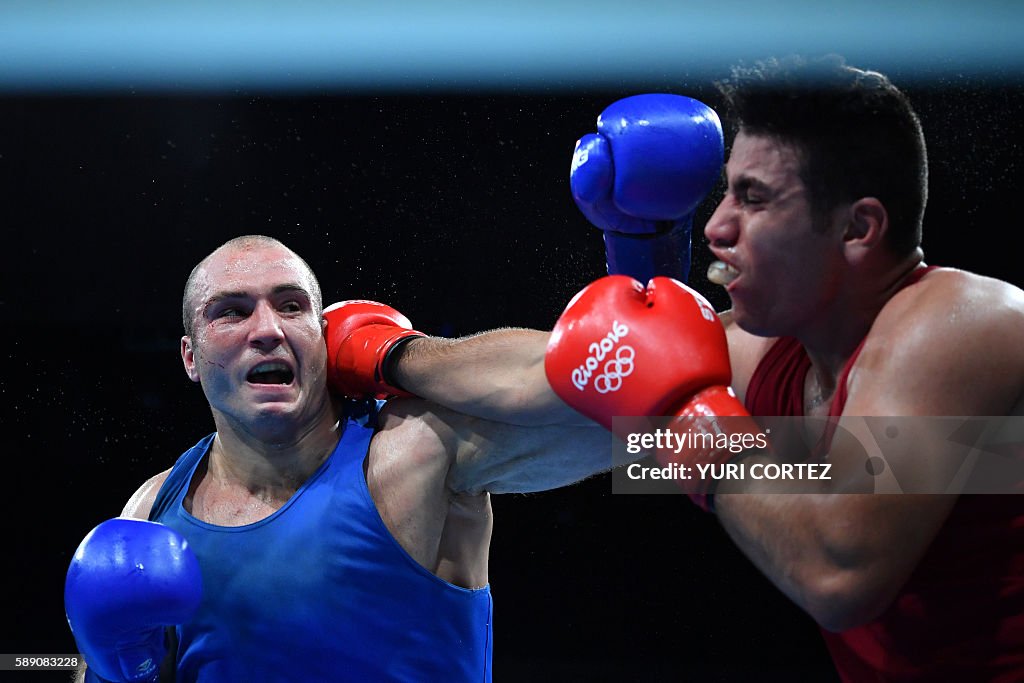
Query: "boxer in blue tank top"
66 235 617 683
147 401 493 681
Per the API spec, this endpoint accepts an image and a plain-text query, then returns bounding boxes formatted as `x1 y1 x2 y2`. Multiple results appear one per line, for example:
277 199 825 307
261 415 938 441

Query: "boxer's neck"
799 249 925 390
208 406 342 495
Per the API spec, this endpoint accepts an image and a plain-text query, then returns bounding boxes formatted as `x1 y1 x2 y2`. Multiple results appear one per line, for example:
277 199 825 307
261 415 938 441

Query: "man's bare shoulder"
875 267 1024 339
369 398 461 479
854 267 1024 415
121 469 173 519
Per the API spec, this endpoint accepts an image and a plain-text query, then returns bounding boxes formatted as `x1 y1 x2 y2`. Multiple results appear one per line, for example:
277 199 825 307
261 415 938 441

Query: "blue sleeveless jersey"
149 408 493 682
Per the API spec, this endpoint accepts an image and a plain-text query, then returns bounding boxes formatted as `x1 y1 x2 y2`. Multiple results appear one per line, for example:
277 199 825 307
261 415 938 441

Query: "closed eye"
729 176 772 207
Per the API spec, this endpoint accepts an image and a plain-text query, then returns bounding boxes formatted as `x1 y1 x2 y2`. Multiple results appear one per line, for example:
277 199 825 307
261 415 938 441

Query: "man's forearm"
713 491 865 630
713 466 958 632
388 328 586 426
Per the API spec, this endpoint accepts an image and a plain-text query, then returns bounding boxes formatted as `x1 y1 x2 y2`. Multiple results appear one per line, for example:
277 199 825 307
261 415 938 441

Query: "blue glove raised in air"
570 93 724 284
65 518 202 683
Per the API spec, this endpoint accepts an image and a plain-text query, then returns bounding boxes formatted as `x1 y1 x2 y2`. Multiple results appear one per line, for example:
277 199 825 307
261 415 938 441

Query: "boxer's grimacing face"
180 243 330 439
704 132 845 337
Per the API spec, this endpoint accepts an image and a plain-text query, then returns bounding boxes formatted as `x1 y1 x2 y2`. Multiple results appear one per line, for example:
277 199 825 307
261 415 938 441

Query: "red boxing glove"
323 300 425 400
544 275 762 510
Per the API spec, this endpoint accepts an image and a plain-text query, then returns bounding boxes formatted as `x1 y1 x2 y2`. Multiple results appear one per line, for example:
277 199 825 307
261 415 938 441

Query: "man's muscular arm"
323 302 586 426
390 329 587 426
390 331 624 493
324 303 612 494
714 271 1024 631
390 330 625 494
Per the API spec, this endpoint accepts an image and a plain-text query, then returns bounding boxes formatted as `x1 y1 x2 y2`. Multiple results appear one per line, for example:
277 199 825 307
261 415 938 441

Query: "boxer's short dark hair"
716 55 928 256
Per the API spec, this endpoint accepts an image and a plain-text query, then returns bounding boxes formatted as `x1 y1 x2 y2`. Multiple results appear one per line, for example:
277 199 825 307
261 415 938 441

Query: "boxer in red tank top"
700 58 1024 681
744 266 1024 680
541 57 1024 681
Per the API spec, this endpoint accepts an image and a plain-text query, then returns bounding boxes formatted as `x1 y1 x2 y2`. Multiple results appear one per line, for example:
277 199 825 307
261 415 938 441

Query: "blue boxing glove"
65 519 202 683
570 94 724 284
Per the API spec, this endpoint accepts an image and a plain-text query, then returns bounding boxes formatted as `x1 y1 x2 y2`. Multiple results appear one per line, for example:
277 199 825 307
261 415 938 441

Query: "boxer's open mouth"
247 361 295 385
707 260 740 286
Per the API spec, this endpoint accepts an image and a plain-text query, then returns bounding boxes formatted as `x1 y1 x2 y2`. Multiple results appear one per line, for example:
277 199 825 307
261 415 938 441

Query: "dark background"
3 80 1022 681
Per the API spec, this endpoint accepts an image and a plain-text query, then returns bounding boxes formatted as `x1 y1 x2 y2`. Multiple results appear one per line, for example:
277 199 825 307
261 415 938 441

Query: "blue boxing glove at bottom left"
65 518 202 683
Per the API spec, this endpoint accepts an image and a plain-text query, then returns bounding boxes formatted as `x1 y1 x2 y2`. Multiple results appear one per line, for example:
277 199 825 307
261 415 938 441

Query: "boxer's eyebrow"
270 284 311 300
204 284 309 307
731 175 771 194
204 290 249 307
201 284 313 319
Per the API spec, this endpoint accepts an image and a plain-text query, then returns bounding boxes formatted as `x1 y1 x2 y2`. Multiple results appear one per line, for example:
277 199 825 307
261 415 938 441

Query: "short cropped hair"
715 55 928 255
181 235 323 338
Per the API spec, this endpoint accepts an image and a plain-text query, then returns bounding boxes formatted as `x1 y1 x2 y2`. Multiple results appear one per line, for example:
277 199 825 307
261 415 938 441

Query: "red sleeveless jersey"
743 266 1024 681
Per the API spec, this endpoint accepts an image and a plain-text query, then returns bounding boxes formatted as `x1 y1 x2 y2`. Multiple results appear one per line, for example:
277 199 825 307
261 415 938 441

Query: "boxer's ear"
181 336 200 383
842 197 888 259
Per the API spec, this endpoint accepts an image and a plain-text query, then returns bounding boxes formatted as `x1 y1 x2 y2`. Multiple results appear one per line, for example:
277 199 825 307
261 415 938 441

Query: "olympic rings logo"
593 346 635 394
570 320 631 392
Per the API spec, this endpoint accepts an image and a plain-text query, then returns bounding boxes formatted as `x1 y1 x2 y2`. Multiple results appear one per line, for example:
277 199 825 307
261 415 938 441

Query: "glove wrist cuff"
377 331 426 397
662 386 763 513
603 219 693 284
